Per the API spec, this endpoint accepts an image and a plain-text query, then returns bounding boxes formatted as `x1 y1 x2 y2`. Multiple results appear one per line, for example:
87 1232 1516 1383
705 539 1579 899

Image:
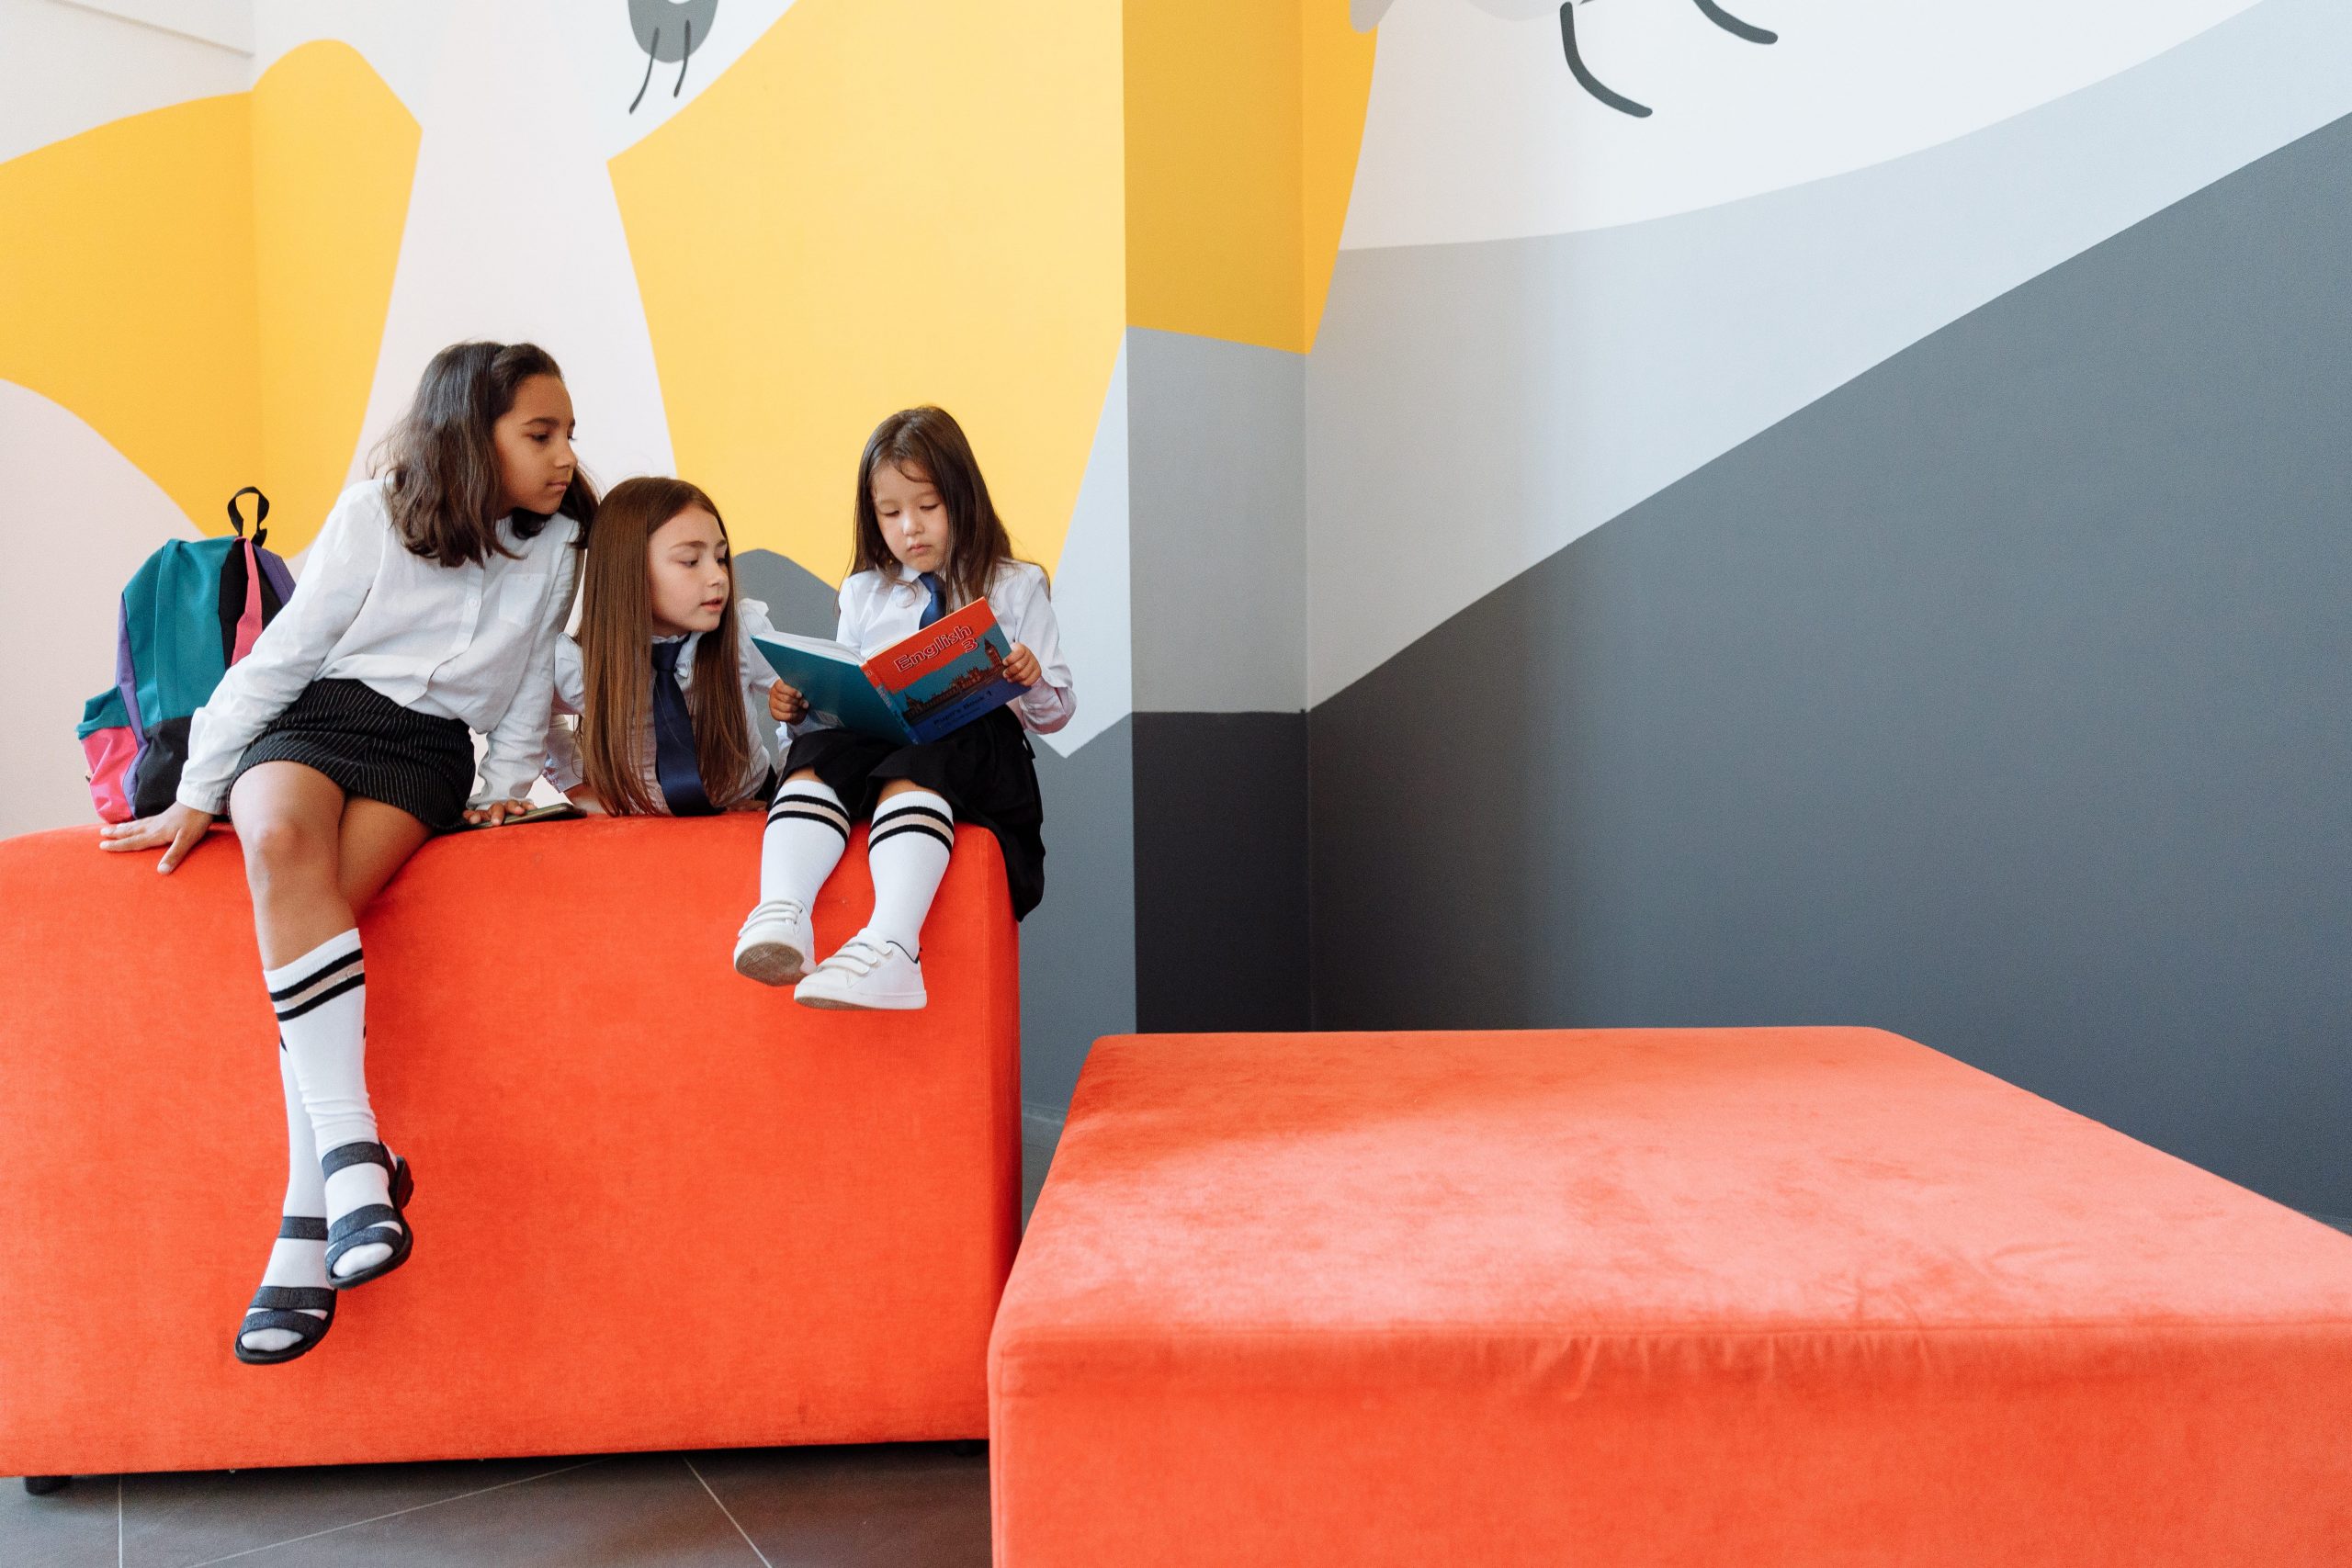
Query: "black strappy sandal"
233 1216 336 1366
322 1143 415 1292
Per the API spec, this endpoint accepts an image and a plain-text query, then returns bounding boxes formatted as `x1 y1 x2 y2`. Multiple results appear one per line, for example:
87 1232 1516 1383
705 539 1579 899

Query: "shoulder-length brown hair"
575 477 755 817
373 341 598 568
849 406 1040 610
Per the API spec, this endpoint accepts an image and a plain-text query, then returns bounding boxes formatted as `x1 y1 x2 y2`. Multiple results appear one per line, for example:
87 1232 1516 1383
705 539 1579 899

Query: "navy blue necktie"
650 638 716 817
919 572 946 628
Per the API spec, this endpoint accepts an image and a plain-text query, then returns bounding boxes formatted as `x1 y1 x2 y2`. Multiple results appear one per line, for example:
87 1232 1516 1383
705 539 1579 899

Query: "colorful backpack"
78 488 295 821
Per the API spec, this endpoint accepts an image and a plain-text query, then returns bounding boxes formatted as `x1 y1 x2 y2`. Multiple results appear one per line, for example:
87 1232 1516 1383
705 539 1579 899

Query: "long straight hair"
848 406 1039 610
574 476 754 816
373 341 598 568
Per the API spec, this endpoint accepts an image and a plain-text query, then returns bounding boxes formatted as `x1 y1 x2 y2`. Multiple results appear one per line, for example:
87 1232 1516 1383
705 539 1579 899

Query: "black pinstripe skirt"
231 679 474 831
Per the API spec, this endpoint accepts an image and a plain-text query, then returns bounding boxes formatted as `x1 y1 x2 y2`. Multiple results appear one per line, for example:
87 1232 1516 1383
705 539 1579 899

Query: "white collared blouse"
796 561 1076 739
177 479 581 814
540 598 788 812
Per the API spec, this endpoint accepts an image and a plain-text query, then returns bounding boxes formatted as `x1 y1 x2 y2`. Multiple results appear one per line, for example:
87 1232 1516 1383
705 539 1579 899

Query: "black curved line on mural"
628 0 719 112
630 31 660 112
1560 3 1652 118
1695 0 1778 46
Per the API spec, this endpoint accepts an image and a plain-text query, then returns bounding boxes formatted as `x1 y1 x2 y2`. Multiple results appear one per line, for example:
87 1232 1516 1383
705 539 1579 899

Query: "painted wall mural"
0 0 1166 1126
1299 0 2352 1220
1313 0 2346 704
1354 0 1779 119
0 0 1149 848
627 0 720 111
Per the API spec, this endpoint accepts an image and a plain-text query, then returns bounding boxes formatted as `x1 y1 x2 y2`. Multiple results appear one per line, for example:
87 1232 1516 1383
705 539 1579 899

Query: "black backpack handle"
226 487 270 547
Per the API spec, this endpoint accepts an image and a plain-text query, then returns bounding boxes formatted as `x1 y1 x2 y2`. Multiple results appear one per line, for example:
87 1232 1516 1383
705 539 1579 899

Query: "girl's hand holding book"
1005 643 1042 688
462 799 535 828
769 681 808 724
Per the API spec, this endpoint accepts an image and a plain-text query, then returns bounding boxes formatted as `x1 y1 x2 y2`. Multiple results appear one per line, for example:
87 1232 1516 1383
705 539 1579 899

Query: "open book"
752 600 1024 745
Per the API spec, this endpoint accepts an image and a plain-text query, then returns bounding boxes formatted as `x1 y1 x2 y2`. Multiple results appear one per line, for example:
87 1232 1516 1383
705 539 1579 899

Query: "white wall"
0 0 251 163
0 0 252 838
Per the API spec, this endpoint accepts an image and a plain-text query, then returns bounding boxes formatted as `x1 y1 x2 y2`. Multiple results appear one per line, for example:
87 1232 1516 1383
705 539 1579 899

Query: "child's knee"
241 815 334 886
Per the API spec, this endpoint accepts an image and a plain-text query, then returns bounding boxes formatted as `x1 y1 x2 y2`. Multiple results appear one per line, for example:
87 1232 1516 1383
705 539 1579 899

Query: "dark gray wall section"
1309 115 2352 1215
1023 716 1136 1115
1134 712 1311 1032
731 548 842 637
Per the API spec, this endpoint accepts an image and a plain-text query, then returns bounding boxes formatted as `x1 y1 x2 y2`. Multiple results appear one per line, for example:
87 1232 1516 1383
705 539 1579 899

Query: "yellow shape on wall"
0 95 261 533
0 42 416 548
251 43 421 553
1125 0 1376 354
1301 6 1379 347
611 0 1125 580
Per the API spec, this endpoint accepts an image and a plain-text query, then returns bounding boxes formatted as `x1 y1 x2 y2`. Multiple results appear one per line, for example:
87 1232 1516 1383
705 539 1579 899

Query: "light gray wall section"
731 547 840 638
1307 113 2352 1215
1127 327 1306 714
1302 0 2352 705
1022 714 1136 1117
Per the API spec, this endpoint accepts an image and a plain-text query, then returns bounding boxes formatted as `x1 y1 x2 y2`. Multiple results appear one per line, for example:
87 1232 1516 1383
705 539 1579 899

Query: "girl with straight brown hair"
544 476 786 817
736 405 1075 1011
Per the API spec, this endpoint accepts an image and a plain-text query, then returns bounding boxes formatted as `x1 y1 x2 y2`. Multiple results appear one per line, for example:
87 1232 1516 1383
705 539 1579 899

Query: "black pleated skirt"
231 679 475 831
782 705 1046 919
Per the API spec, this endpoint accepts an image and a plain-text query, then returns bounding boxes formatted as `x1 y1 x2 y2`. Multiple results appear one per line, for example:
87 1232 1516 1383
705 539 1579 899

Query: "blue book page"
750 633 911 743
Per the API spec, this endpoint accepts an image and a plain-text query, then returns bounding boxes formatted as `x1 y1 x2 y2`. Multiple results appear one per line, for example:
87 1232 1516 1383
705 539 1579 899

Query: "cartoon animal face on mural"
1352 0 1779 119
628 0 721 112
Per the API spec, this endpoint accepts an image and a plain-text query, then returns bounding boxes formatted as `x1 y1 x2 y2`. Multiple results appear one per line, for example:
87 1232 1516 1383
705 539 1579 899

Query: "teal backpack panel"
124 536 237 734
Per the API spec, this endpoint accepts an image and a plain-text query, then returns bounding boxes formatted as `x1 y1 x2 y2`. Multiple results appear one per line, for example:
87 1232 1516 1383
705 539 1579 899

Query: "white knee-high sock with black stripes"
238 1043 331 1355
863 790 956 958
265 929 395 1281
761 778 851 910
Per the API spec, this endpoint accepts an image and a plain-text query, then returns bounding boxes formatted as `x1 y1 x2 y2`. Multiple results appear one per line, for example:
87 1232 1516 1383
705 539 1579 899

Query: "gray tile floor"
5 1442 991 1566
4 1134 1060 1567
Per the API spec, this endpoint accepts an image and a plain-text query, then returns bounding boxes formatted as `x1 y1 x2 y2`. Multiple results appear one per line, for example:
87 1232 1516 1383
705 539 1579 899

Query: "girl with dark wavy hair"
99 340 597 1364
736 406 1076 1010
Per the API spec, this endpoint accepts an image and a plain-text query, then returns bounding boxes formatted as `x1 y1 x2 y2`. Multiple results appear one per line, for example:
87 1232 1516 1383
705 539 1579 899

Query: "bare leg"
232 761 357 968
336 795 435 914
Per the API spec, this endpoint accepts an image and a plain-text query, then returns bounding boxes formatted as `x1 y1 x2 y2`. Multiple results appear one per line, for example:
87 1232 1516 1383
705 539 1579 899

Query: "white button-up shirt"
793 561 1076 740
540 598 790 811
177 479 581 814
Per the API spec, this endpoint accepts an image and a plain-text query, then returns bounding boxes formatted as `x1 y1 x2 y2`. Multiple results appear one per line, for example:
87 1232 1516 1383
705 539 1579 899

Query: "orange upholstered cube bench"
0 816 1019 1479
989 1029 2352 1566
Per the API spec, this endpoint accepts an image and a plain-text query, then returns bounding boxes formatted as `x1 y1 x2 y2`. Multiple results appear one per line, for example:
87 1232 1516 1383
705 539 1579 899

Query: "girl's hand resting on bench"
769 682 808 725
461 799 535 828
99 802 215 873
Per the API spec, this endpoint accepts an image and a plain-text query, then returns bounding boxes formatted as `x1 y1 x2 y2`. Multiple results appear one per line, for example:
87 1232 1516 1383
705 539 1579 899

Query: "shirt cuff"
174 779 229 817
469 767 533 807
